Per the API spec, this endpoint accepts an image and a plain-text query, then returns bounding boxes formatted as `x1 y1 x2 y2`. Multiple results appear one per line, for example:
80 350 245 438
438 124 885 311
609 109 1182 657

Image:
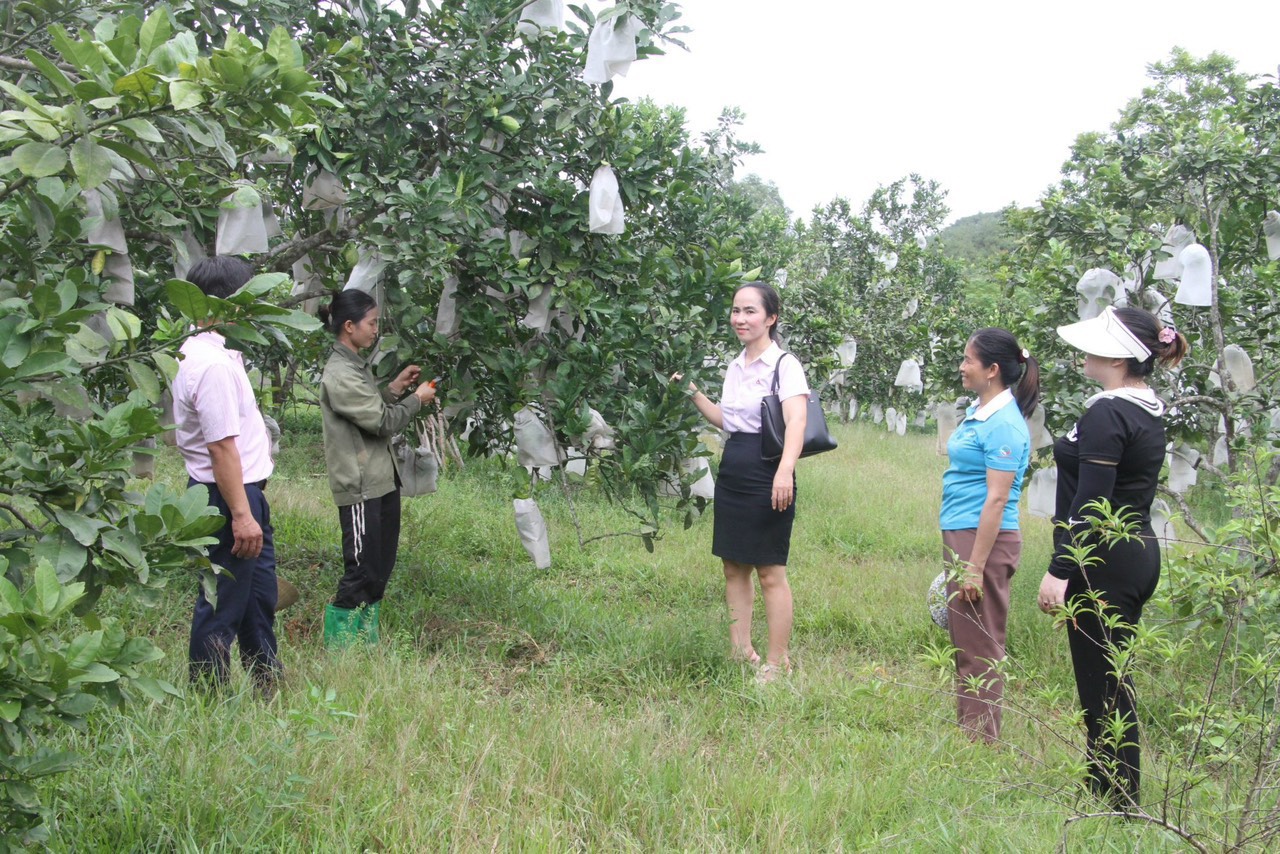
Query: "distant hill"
934 211 1015 266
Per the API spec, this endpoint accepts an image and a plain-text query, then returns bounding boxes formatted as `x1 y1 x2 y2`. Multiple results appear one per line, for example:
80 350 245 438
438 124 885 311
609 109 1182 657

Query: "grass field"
43 418 1200 851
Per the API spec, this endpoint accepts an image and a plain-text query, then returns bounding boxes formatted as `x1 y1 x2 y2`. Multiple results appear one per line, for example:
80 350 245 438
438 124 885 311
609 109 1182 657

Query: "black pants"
1065 529 1160 806
189 480 279 687
334 490 402 609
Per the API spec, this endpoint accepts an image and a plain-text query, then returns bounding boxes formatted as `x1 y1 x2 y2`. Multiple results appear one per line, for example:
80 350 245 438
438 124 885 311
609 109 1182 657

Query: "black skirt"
712 432 797 566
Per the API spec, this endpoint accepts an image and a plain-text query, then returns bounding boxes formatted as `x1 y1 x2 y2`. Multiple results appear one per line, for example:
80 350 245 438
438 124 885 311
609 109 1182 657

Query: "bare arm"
771 393 807 511
957 468 1015 602
207 437 262 559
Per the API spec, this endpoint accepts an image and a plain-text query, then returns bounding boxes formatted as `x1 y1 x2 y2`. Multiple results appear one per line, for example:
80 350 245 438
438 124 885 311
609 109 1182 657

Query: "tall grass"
46 422 1193 851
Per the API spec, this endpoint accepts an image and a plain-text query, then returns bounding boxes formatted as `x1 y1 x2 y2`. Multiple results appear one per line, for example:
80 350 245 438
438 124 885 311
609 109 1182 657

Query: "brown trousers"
943 529 1022 743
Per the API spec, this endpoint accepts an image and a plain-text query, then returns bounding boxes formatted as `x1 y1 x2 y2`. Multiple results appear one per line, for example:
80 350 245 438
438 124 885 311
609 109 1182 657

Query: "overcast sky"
603 0 1280 225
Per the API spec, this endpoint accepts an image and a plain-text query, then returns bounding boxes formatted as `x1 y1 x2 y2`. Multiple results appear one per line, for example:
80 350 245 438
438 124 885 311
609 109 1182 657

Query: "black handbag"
760 352 838 460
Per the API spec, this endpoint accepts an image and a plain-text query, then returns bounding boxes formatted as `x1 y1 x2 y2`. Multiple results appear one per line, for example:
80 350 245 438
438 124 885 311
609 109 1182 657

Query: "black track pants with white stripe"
334 490 402 608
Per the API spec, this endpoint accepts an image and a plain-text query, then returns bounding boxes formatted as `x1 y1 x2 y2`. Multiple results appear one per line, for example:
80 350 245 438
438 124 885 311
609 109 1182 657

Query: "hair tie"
1158 327 1176 344
1018 348 1029 363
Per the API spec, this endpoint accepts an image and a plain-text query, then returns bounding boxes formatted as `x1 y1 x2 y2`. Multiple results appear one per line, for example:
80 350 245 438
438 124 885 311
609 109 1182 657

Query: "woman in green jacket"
318 290 435 647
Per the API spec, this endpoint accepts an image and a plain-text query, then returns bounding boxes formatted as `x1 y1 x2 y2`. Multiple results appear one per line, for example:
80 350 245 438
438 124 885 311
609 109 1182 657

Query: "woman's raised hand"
394 364 422 391
670 371 697 395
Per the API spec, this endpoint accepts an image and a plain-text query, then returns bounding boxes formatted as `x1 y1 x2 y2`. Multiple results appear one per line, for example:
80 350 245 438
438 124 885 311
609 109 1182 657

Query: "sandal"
731 648 761 667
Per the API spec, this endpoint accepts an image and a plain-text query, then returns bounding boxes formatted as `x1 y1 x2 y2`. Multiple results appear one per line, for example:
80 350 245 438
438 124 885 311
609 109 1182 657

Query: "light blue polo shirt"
939 389 1031 531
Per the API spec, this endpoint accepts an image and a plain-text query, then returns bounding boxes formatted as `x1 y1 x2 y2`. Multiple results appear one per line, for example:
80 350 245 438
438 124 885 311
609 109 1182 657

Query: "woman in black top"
1037 305 1188 807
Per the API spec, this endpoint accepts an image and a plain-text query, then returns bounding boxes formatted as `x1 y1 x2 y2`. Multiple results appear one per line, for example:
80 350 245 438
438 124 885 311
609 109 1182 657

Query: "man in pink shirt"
172 256 280 691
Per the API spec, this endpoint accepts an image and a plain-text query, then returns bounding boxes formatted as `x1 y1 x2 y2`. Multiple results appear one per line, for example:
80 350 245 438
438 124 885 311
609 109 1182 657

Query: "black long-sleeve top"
1048 393 1165 579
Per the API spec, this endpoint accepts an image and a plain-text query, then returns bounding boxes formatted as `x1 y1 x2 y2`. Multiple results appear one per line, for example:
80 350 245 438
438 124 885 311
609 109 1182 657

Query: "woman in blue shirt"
940 327 1039 743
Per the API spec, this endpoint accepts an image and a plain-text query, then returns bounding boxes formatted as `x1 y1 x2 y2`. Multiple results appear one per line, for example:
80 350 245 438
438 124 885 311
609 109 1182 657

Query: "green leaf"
20 750 81 778
34 534 88 582
23 49 76 97
34 561 62 615
166 279 210 320
130 676 176 703
0 80 53 115
0 316 30 368
51 25 108 79
220 323 268 346
0 700 20 723
169 80 204 111
52 510 104 547
139 9 173 59
65 631 104 668
30 284 62 318
113 68 162 98
56 279 78 313
14 350 73 379
12 141 68 178
117 117 163 143
267 27 303 71
262 309 322 332
126 359 161 401
66 323 110 365
0 577 23 615
104 307 142 343
152 351 180 383
100 529 144 568
71 663 120 684
96 137 160 172
70 136 112 190
210 54 246 89
233 272 288 301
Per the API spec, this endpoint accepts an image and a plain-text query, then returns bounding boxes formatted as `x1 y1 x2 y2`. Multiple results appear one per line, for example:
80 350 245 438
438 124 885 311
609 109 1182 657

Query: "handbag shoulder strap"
771 351 795 395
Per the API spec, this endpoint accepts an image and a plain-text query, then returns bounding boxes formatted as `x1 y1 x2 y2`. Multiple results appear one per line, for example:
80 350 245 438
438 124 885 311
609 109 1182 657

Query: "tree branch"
1194 453 1226 482
1059 811 1207 853
0 54 78 79
0 501 39 534
260 209 372 271
1157 485 1209 542
1169 394 1228 413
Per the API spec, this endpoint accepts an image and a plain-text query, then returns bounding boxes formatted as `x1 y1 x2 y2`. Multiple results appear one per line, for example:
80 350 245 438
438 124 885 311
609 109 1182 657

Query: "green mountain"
934 211 1014 266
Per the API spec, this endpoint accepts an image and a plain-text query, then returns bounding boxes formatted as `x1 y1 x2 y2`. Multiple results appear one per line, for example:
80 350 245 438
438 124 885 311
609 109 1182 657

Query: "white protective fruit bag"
513 497 551 568
516 0 564 36
588 165 625 234
1175 243 1213 306
436 275 460 337
582 14 643 84
215 185 269 255
893 359 923 394
515 406 561 467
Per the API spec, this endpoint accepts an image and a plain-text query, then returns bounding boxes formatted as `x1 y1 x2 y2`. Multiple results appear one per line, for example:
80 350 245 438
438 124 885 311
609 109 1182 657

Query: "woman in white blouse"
676 283 809 683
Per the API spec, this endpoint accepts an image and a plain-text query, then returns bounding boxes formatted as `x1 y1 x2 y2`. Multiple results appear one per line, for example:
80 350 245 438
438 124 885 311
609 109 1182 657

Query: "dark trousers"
943 529 1022 743
1065 530 1161 806
334 490 402 609
189 480 280 686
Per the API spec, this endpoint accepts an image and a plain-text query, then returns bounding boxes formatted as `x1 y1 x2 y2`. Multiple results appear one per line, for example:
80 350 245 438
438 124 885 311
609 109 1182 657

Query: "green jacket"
319 343 422 507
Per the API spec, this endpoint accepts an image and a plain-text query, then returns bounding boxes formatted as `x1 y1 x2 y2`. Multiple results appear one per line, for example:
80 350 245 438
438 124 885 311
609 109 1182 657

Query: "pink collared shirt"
172 331 274 484
719 341 810 434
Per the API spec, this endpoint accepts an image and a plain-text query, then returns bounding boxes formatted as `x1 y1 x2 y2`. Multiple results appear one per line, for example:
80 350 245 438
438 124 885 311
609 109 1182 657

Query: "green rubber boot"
323 603 361 650
359 601 381 645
